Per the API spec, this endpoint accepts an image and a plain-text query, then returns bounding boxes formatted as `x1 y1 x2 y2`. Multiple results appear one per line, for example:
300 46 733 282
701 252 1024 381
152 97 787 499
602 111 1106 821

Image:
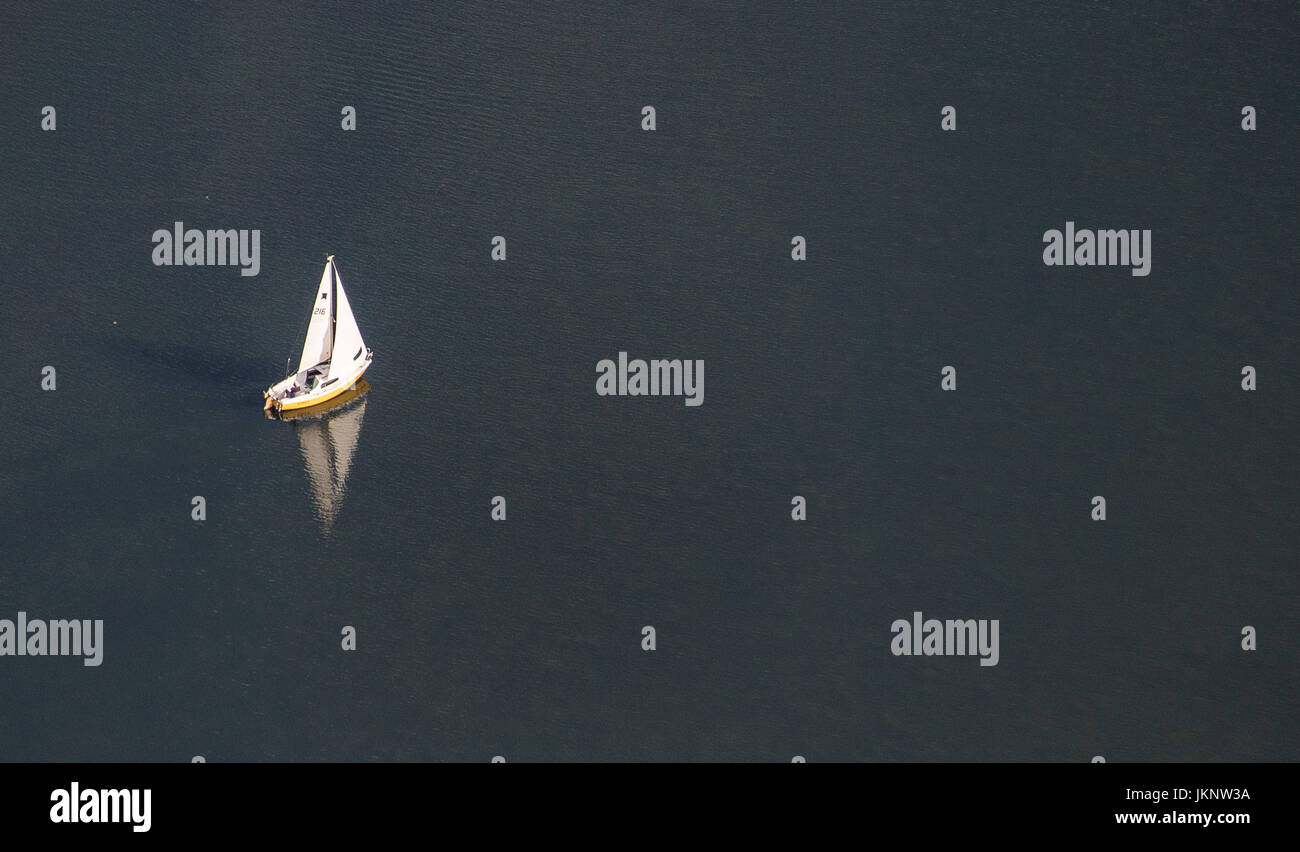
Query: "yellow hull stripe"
277 363 370 411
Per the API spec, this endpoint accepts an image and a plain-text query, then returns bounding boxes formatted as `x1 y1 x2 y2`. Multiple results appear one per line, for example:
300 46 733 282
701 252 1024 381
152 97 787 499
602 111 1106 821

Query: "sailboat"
264 255 373 414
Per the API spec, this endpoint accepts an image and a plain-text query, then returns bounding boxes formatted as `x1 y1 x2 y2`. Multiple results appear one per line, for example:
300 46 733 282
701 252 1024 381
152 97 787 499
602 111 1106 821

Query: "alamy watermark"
891 611 999 666
152 221 260 277
0 612 103 666
50 783 150 832
596 352 704 407
1042 222 1151 277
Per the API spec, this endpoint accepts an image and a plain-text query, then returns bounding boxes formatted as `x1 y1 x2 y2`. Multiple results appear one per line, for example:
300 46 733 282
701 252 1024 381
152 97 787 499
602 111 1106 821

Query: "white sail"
297 260 335 374
331 260 367 373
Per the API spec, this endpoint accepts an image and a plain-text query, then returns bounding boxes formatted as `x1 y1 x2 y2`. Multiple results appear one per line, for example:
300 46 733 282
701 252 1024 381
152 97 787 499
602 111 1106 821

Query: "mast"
330 256 338 350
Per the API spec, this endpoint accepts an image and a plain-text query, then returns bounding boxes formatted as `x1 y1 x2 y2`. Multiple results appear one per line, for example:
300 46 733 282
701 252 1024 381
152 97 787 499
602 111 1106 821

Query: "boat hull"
276 378 370 420
267 357 371 413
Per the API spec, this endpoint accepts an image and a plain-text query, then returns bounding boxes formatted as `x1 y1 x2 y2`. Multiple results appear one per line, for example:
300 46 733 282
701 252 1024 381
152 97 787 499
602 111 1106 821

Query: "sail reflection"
281 380 370 533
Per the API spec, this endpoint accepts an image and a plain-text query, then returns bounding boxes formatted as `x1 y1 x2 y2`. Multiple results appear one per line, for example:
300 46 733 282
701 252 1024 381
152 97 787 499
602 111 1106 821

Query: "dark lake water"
0 2 1296 761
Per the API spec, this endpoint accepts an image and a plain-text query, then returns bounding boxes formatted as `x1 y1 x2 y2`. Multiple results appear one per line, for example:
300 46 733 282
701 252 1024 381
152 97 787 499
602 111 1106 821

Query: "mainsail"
297 260 335 374
331 261 367 373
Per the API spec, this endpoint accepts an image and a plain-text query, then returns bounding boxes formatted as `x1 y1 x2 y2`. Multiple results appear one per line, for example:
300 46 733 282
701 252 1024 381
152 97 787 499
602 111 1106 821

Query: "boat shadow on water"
100 335 274 401
271 379 371 535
